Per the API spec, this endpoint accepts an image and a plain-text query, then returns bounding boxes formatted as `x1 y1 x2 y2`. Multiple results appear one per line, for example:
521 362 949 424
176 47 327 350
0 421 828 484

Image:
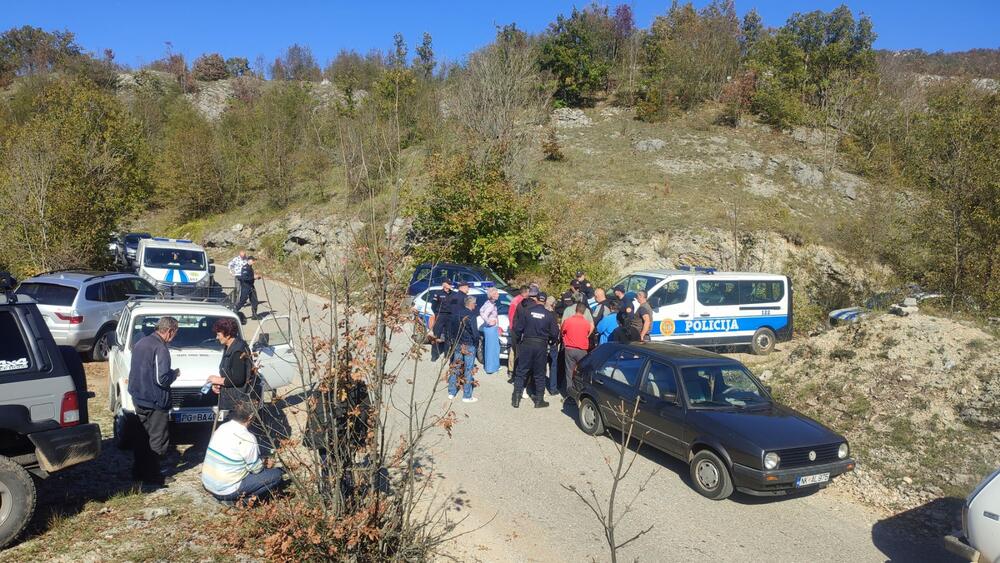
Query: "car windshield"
130 314 233 350
681 365 769 408
15 283 78 306
144 248 206 271
125 233 151 245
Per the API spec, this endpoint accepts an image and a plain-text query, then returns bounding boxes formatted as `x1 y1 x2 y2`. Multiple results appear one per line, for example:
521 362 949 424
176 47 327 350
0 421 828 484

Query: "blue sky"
2 1 997 70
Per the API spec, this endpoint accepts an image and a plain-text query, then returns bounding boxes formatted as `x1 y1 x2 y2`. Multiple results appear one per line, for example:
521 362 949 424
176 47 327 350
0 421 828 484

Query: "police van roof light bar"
678 265 716 274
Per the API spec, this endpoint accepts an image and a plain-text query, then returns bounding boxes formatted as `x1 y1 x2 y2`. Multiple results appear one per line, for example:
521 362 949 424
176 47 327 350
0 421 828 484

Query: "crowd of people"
425 270 655 409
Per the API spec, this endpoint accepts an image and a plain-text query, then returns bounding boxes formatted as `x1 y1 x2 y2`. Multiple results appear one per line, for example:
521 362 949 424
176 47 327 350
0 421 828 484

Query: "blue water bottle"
200 381 213 395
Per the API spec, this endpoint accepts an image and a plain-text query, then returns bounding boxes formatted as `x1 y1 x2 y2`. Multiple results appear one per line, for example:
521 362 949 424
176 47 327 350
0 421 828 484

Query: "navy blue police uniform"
430 286 453 361
511 296 560 408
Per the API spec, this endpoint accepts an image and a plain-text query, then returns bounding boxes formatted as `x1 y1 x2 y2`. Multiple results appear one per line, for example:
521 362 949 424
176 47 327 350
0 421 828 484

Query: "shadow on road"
870 497 965 563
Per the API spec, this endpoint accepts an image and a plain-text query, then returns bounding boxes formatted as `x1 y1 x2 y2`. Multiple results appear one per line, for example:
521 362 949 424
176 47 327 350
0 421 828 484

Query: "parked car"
569 342 855 500
0 272 102 548
945 467 999 563
108 298 298 446
411 283 512 361
607 268 792 354
136 237 216 298
113 232 151 269
15 271 159 361
407 262 508 296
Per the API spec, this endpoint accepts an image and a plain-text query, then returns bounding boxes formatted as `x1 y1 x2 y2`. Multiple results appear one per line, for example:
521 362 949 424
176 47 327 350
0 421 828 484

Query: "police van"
136 238 215 298
611 267 792 354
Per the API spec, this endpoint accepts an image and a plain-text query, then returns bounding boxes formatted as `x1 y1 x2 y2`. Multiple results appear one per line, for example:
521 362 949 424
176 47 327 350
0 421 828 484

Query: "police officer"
511 290 559 409
443 280 469 353
575 270 595 301
429 279 455 361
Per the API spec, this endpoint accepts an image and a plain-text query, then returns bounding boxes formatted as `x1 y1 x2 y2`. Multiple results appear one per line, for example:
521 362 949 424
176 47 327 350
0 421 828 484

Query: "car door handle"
592 379 604 386
700 313 710 317
637 395 647 403
678 314 690 318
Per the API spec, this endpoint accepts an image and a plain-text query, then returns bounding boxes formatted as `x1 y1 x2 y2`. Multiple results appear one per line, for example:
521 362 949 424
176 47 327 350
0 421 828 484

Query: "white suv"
107 299 298 444
15 271 158 361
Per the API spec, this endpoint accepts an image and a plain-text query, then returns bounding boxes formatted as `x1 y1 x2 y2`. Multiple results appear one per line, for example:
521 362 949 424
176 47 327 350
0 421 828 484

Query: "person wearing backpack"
613 302 642 343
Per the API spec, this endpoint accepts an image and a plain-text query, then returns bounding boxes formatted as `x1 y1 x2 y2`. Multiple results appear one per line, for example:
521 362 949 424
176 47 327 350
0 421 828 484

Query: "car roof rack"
677 265 716 274
31 269 124 282
125 285 236 305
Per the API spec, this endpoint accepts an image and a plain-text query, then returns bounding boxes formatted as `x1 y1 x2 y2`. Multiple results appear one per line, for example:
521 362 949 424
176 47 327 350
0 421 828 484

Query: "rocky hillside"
744 312 1000 519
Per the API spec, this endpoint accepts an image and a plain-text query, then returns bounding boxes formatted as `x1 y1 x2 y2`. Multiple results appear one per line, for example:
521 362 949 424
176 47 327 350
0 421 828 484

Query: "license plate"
171 410 215 423
796 473 830 487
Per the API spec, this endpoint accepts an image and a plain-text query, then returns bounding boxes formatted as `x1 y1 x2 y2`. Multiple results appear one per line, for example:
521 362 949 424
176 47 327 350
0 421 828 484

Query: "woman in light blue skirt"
479 288 501 374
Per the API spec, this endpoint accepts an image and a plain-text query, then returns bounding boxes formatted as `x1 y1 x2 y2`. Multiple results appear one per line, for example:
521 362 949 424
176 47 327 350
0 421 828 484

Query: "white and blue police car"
411 282 512 361
136 237 215 298
607 267 792 354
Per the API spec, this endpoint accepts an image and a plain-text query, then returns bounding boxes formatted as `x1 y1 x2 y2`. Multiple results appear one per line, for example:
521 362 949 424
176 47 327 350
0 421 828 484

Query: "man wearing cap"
429 279 455 360
575 271 595 301
511 289 559 409
236 256 262 320
560 280 594 324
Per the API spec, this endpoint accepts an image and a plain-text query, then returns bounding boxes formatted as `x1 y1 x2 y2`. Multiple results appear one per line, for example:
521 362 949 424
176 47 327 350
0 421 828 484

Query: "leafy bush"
409 154 548 278
154 98 226 216
539 5 621 107
192 53 229 81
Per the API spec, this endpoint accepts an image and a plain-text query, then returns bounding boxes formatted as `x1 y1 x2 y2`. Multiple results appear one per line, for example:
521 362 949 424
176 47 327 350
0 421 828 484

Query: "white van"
136 238 215 297
609 268 792 354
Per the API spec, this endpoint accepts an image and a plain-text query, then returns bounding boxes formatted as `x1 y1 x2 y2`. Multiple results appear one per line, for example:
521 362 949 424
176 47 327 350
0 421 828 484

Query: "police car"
136 238 216 298
609 267 792 354
411 283 512 361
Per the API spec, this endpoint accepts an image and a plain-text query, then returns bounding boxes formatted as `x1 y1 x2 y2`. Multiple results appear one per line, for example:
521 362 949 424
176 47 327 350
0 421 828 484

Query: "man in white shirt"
201 400 284 504
227 250 248 303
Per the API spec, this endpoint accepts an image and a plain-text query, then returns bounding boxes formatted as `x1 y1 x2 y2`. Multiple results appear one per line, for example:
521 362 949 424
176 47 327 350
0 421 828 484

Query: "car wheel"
0 456 36 549
750 327 776 355
112 398 133 450
90 329 113 362
689 450 734 500
577 397 605 436
476 345 484 365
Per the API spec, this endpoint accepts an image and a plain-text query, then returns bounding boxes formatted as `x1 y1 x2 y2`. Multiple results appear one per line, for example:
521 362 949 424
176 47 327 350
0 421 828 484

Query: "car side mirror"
107 332 118 348
209 264 216 274
662 393 678 405
253 333 270 350
765 385 773 394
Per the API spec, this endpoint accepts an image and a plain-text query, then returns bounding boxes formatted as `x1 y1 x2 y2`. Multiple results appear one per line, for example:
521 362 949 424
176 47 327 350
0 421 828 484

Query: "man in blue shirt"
596 301 620 345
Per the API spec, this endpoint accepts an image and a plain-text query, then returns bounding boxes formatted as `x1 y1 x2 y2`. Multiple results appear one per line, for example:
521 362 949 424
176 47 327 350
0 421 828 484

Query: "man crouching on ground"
202 400 285 505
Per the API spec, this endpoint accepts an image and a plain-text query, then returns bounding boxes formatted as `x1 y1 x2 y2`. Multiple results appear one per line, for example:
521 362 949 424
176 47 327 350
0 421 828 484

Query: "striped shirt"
201 420 262 496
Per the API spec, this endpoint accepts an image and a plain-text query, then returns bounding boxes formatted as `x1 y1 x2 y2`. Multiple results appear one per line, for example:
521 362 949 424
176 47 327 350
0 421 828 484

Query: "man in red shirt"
506 285 530 380
561 303 593 396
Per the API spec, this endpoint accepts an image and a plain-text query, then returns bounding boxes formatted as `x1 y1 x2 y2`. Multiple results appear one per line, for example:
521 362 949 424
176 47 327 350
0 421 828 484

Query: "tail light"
55 312 84 324
60 391 80 426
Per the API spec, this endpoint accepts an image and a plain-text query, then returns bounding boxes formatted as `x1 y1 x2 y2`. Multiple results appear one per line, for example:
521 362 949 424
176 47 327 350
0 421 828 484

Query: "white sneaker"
522 390 529 398
462 397 479 403
447 394 455 400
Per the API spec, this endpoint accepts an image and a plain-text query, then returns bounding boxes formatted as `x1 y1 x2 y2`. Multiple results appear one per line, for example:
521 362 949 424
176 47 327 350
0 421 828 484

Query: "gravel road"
221 268 956 563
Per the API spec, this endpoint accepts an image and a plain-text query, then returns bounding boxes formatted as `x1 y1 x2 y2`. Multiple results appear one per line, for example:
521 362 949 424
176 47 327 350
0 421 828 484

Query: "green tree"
155 99 226 216
908 84 1000 312
538 4 617 107
409 155 548 277
415 32 435 79
637 0 741 120
271 44 321 81
0 26 80 86
0 79 150 275
225 56 250 77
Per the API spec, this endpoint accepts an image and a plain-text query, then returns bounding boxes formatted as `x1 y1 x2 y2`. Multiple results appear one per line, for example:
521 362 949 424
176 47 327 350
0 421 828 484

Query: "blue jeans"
449 343 476 399
214 467 285 503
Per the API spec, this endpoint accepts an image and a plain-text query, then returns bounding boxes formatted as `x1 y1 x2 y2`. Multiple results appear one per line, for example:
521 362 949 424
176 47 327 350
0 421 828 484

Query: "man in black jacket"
511 292 559 409
128 316 180 486
236 256 261 320
429 279 455 361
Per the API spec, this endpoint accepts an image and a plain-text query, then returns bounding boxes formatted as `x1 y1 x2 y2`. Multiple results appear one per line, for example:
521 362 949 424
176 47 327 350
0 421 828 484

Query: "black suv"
570 342 854 500
0 273 102 548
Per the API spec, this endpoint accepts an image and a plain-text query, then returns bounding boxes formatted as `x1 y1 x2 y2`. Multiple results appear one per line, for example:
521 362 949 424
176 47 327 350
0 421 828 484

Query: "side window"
85 283 102 302
697 280 739 306
0 310 32 372
649 280 688 309
430 268 451 284
128 278 158 296
642 362 678 399
413 266 431 284
601 350 646 387
103 280 130 303
739 280 785 305
627 276 656 293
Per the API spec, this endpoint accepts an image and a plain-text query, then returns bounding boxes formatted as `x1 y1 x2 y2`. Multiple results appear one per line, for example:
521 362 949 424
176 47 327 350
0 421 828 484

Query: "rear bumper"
27 423 101 473
943 535 983 562
732 458 855 496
